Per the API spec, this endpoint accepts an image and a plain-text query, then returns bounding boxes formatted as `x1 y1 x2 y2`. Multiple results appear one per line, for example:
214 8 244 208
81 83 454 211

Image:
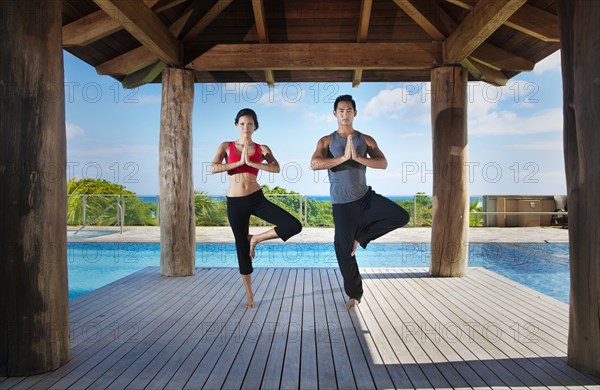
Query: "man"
310 94 410 309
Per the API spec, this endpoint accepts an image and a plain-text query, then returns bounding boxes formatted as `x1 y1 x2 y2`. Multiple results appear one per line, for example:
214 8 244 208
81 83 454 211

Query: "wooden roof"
62 0 561 88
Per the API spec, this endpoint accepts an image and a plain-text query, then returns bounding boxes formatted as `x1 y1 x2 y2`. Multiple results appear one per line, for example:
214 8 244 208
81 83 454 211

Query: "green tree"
67 178 156 226
469 199 484 227
195 191 228 226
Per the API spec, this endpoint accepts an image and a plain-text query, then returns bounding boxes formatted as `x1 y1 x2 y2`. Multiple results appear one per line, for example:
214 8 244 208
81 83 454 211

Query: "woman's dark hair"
235 108 259 130
334 94 356 111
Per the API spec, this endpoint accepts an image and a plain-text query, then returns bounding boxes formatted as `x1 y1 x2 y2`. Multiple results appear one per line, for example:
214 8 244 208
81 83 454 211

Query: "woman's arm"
246 144 281 173
209 142 244 174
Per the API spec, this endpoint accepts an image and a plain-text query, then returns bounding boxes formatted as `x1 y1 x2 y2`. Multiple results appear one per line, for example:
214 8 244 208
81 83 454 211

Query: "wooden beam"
393 0 447 40
188 43 442 71
96 45 157 75
182 0 234 42
353 0 373 87
461 57 508 86
445 0 527 64
122 60 167 88
152 0 187 13
251 0 275 87
62 0 160 47
470 42 534 71
446 0 559 42
93 0 182 65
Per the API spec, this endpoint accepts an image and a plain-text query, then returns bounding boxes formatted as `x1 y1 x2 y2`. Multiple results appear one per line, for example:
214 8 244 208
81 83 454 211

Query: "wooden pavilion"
1 0 598 379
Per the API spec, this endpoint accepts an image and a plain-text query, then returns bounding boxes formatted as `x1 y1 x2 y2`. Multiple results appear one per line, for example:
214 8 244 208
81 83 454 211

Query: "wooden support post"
0 0 70 375
159 68 196 276
557 0 600 377
430 65 469 277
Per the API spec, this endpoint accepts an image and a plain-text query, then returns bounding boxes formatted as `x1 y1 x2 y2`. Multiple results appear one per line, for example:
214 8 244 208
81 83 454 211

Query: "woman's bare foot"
249 236 258 258
245 294 256 308
351 240 359 256
345 298 360 309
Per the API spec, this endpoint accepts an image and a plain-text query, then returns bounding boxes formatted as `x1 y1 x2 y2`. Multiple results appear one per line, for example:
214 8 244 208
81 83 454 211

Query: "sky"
64 50 566 197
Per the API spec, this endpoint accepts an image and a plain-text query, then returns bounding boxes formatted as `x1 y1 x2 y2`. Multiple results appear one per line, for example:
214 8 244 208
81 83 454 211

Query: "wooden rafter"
471 42 533 72
63 0 166 47
93 0 182 65
353 0 373 87
96 46 157 75
182 0 234 42
252 0 275 88
461 57 508 86
392 0 449 40
446 0 559 42
122 61 167 89
445 0 527 64
188 43 441 71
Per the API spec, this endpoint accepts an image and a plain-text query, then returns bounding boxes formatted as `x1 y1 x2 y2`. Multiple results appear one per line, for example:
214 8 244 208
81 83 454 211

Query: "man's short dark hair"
334 95 356 112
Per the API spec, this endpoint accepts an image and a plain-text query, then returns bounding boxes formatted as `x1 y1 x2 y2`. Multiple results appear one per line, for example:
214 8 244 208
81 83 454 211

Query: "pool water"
67 242 570 303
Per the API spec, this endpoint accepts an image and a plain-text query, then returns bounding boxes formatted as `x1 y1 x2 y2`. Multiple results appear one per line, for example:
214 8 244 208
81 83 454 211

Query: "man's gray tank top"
327 131 369 204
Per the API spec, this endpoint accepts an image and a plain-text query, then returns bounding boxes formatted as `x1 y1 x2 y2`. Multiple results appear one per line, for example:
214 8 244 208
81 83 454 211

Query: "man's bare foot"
351 240 359 256
345 298 360 309
249 236 258 258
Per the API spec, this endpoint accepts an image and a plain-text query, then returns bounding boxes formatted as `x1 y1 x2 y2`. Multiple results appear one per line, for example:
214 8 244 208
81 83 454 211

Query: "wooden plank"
311 269 337 389
327 269 376 389
88 269 240 389
24 272 191 389
446 0 560 42
67 269 227 389
260 269 297 389
239 268 291 389
215 269 286 389
93 0 182 65
280 268 305 389
147 269 267 389
332 270 401 389
129 268 243 388
445 0 527 64
187 43 442 71
300 269 318 389
436 270 588 387
360 269 471 389
37 269 204 389
183 269 277 388
164 268 271 388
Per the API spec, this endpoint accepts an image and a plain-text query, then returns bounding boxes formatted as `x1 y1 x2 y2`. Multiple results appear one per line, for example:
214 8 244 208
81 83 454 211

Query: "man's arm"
353 134 388 169
310 135 349 171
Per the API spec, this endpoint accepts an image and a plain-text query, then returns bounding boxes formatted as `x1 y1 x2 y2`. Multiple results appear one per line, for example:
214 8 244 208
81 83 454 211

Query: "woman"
210 108 302 308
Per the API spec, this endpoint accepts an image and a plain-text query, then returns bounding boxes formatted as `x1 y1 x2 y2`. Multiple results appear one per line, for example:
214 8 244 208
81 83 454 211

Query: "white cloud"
469 107 562 135
508 140 563 150
533 50 562 75
66 122 85 140
362 84 431 123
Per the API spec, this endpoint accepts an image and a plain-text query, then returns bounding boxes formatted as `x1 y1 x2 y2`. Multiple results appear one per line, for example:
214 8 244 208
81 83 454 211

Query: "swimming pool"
67 242 570 303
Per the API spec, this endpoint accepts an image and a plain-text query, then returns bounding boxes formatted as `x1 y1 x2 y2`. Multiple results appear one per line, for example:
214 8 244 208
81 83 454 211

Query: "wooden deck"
2 267 599 390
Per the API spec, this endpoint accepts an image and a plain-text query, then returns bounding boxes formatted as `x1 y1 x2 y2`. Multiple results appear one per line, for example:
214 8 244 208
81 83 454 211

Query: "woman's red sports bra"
227 141 262 176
